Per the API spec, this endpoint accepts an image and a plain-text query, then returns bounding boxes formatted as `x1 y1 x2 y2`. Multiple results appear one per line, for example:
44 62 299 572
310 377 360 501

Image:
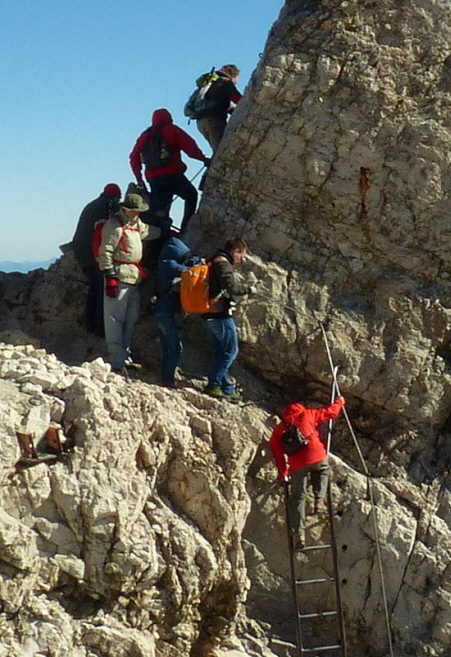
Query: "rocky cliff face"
1 1 451 656
192 0 451 431
0 342 274 657
189 0 451 652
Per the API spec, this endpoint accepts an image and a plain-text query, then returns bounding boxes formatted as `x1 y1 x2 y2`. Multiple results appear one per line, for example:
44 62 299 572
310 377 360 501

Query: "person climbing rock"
154 236 199 388
97 193 161 373
129 108 211 233
72 184 122 336
195 65 242 153
202 237 256 403
269 396 345 548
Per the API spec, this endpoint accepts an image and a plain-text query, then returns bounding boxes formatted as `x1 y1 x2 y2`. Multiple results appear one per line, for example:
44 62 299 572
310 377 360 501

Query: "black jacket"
72 193 119 269
203 249 251 318
197 74 241 122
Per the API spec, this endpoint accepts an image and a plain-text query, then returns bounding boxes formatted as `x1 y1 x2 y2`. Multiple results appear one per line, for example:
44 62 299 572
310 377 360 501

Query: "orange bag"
180 263 220 313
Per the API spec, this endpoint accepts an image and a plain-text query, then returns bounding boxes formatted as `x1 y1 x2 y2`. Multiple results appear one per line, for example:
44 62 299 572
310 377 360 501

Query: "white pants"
103 282 140 368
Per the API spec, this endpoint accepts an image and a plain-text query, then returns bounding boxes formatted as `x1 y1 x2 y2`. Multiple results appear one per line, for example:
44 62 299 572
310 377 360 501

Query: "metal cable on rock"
327 365 338 454
319 322 395 657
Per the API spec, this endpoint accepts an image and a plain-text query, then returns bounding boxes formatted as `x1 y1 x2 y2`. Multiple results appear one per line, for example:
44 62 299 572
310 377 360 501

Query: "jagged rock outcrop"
0 343 274 657
1 338 450 657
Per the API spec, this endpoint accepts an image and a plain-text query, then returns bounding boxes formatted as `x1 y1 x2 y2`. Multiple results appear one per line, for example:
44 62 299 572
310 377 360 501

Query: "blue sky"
1 0 282 266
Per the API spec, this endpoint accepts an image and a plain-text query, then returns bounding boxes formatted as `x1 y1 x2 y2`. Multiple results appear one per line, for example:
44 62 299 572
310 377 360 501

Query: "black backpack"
281 424 310 456
141 127 171 169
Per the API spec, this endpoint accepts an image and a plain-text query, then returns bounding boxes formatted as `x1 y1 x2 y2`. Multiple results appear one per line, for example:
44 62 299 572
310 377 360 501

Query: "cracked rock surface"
1 1 451 656
0 343 275 657
189 0 451 431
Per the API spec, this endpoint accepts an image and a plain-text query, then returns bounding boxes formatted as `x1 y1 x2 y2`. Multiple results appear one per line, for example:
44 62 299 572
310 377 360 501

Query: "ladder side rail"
327 483 348 657
283 479 304 656
326 365 347 657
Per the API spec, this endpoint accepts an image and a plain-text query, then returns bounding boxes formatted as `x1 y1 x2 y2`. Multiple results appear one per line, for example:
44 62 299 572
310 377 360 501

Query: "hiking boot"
294 531 306 549
224 390 243 404
314 498 328 514
125 359 142 370
204 385 223 399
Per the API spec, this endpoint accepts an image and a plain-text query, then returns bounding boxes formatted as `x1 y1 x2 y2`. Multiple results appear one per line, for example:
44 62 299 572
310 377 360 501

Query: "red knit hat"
103 183 121 198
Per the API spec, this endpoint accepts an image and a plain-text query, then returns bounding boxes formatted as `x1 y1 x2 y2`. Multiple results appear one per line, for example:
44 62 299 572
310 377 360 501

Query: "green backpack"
184 68 220 120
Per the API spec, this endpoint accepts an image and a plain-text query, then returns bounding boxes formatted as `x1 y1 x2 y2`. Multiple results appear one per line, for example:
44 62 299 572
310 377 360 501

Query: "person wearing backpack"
202 237 256 403
72 184 122 336
129 109 211 233
97 193 161 373
195 65 242 153
270 397 345 548
154 236 200 388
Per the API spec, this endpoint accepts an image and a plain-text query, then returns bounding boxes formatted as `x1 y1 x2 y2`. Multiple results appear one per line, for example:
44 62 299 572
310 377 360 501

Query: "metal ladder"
283 480 347 657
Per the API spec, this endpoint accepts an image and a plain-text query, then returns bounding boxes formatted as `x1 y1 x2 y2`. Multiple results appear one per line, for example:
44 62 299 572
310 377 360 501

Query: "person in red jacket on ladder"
270 396 345 548
129 108 211 233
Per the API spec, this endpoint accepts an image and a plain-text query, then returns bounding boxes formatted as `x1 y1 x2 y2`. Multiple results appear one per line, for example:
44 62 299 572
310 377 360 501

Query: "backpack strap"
282 421 314 440
212 255 229 266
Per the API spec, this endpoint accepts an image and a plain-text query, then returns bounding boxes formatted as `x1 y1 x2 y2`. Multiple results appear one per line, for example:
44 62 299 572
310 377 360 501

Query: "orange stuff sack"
180 263 219 313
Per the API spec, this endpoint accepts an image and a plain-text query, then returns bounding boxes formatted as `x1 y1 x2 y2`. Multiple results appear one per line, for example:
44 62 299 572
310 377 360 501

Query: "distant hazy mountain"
0 258 56 274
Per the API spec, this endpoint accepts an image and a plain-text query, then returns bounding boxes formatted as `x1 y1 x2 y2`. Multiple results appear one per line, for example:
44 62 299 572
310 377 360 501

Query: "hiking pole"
318 321 395 657
189 164 206 185
318 322 368 474
160 164 207 226
168 165 206 206
326 365 339 454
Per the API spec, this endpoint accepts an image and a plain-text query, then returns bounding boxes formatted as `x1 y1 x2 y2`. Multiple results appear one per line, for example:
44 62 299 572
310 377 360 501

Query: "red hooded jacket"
130 108 209 182
269 398 345 479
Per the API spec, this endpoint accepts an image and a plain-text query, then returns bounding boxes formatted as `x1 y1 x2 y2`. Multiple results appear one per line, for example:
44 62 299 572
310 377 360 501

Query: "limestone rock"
0 1 451 656
188 0 451 431
0 342 273 656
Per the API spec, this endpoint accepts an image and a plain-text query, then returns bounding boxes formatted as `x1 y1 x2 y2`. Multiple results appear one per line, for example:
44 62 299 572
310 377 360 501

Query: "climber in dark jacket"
203 237 256 402
196 65 242 153
154 236 199 387
72 184 122 336
130 108 211 232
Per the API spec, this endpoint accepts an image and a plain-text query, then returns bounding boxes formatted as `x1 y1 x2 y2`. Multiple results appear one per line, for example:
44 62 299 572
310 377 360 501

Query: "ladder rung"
301 645 342 653
296 577 336 585
296 543 332 552
299 610 338 620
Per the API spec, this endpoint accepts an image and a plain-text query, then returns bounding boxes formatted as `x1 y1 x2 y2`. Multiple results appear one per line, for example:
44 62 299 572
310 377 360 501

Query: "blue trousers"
203 317 238 394
154 309 181 386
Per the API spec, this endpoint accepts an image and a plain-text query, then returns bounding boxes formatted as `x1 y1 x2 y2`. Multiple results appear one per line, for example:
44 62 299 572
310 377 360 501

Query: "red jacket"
130 108 209 182
270 398 345 479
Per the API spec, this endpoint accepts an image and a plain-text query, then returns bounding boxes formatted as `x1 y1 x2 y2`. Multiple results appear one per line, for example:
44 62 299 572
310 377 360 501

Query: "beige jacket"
98 209 161 284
